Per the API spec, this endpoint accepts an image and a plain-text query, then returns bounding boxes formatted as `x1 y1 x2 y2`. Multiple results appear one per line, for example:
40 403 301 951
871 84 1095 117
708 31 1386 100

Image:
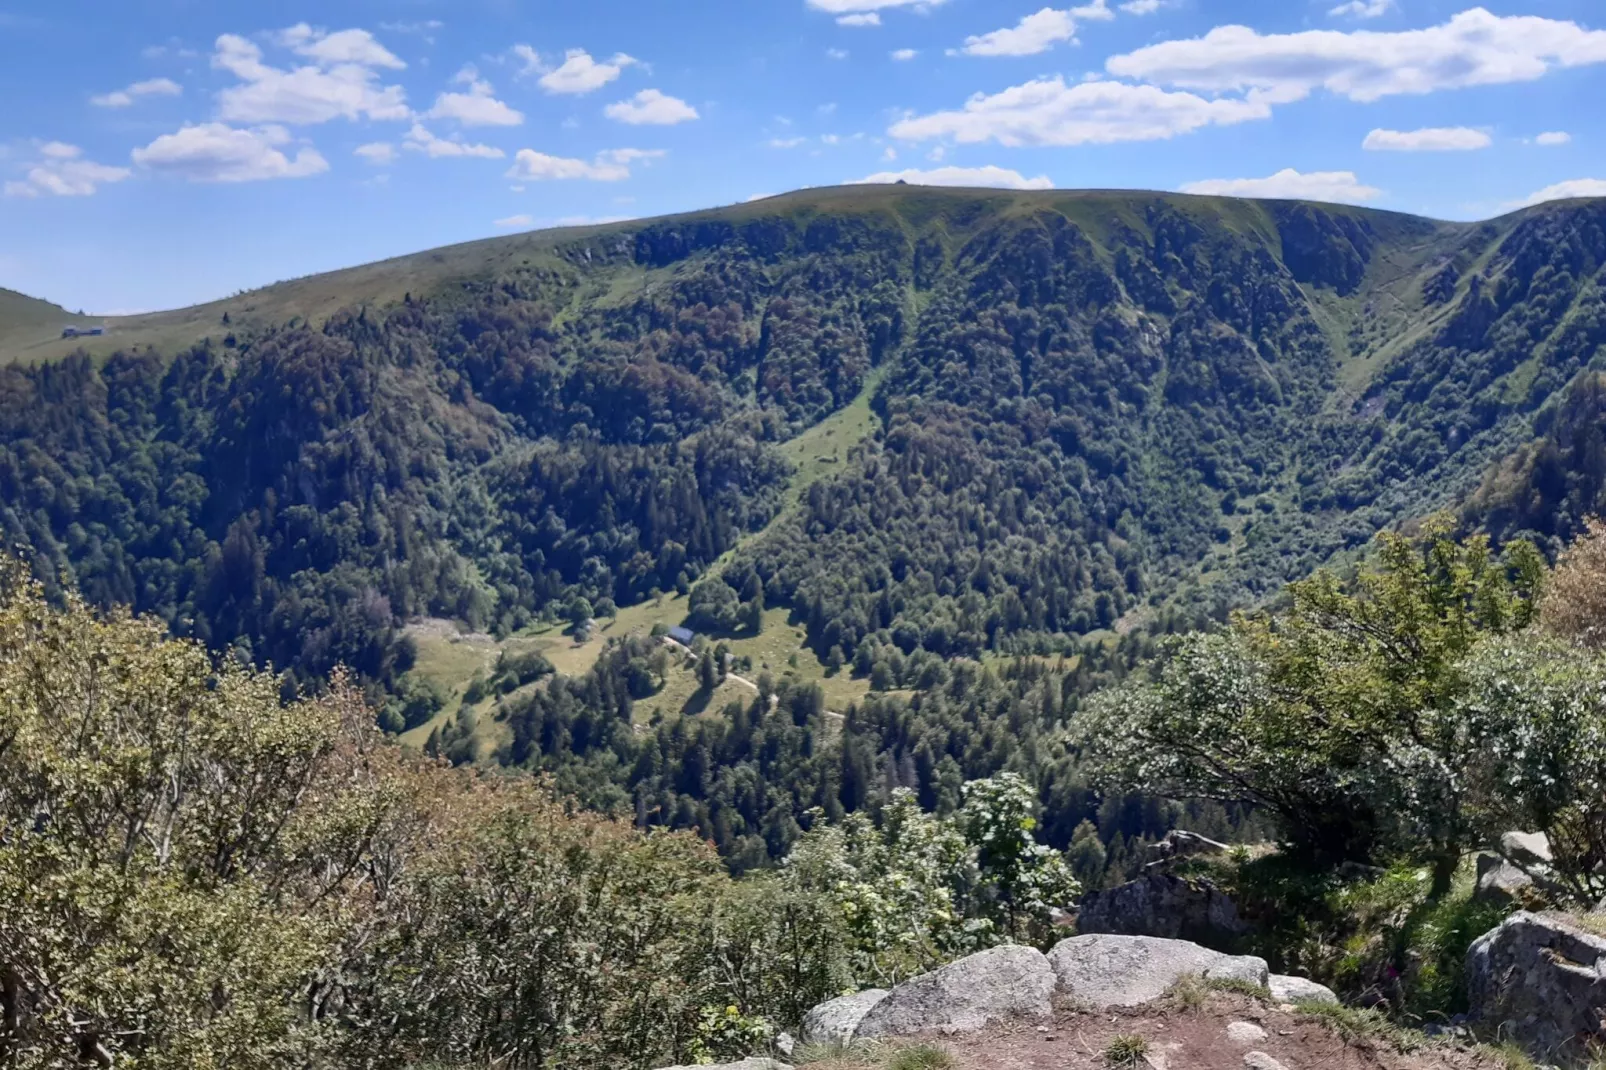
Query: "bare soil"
806 992 1506 1070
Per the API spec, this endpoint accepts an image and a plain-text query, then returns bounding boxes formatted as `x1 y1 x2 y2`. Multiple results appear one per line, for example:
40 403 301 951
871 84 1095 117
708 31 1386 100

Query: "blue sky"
0 0 1601 313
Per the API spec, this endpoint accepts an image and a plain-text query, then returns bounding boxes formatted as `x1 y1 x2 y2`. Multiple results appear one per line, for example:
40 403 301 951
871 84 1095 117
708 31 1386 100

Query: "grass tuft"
884 1043 957 1070
1104 1033 1149 1066
1295 1000 1424 1053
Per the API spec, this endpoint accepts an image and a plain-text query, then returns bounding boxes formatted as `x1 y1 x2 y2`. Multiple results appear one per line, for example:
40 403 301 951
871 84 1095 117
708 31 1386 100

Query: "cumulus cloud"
91 77 182 108
495 213 534 227
768 136 807 148
807 0 948 11
1536 131 1572 146
1363 126 1491 151
403 123 505 158
505 147 663 182
1119 0 1161 13
1180 168 1381 204
355 141 397 164
132 123 329 182
889 77 1269 146
278 24 405 68
850 164 1054 190
838 13 880 26
892 48 919 60
525 48 639 94
604 88 699 125
1106 9 1606 105
212 31 409 124
3 142 132 197
1517 178 1606 206
426 71 524 126
956 8 1081 57
1329 0 1392 18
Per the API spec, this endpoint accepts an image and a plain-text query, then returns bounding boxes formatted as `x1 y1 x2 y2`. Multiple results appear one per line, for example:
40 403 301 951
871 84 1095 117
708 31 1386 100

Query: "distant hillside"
0 184 1602 717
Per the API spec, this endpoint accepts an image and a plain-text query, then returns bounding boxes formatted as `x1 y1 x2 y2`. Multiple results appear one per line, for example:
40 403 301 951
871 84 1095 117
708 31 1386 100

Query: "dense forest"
3 188 1606 876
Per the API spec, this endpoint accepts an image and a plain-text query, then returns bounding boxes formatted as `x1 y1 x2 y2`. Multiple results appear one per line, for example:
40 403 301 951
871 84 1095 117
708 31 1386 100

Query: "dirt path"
809 993 1502 1070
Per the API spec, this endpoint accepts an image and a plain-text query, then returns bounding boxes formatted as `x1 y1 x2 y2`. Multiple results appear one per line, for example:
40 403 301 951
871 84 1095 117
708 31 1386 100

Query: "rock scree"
852 944 1055 1039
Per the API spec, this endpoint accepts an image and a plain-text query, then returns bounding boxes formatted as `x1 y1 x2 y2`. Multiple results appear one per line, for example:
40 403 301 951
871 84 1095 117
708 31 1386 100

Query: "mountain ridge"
0 184 1571 369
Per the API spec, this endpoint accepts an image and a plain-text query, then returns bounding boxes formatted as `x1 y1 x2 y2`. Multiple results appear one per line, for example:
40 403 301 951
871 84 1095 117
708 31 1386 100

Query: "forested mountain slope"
1 186 1603 699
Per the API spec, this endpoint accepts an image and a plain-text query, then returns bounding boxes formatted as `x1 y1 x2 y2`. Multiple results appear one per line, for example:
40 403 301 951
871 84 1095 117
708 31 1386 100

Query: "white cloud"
3 142 132 197
838 13 881 26
212 32 409 124
426 72 524 126
279 24 405 69
892 48 919 61
889 77 1270 146
527 48 639 95
827 48 850 60
91 77 182 108
495 213 534 227
403 123 505 158
1536 131 1572 146
1106 9 1606 105
1076 0 1117 19
1517 178 1606 206
604 88 699 125
132 123 329 182
505 147 663 182
807 0 948 11
956 8 1080 57
1329 0 1392 18
1180 168 1381 204
851 164 1054 190
1119 0 1161 13
1362 126 1490 151
355 141 397 164
769 136 807 148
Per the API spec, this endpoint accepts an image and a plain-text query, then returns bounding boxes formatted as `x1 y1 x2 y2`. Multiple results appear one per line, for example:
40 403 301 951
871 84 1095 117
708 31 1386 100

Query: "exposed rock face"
1467 911 1606 1061
1475 852 1535 906
799 989 888 1046
1145 829 1232 867
1077 872 1252 944
1048 934 1267 1008
1500 831 1554 870
1268 974 1339 1006
853 945 1054 1039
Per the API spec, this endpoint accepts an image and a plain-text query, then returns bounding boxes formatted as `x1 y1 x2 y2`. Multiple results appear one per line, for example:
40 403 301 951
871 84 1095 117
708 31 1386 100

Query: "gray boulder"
800 989 888 1046
1475 852 1535 906
1077 871 1252 944
1243 1054 1289 1070
1467 911 1606 1061
1048 933 1267 1008
1145 829 1232 866
853 945 1054 1039
1268 974 1338 1005
1500 831 1554 869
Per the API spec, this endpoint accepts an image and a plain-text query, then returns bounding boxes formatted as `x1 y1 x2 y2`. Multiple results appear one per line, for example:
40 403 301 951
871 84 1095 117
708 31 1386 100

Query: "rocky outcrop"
1475 853 1535 906
1048 934 1268 1008
1076 872 1252 944
1467 911 1606 1061
799 989 887 1046
1268 974 1338 1006
853 945 1054 1039
1145 829 1232 866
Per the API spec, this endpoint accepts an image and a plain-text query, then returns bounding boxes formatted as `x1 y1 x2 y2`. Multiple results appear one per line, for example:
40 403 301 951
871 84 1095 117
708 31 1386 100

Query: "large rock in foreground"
1268 974 1338 1005
1468 911 1606 1061
853 945 1054 1039
1049 933 1268 1008
800 989 887 1046
658 1061 789 1070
